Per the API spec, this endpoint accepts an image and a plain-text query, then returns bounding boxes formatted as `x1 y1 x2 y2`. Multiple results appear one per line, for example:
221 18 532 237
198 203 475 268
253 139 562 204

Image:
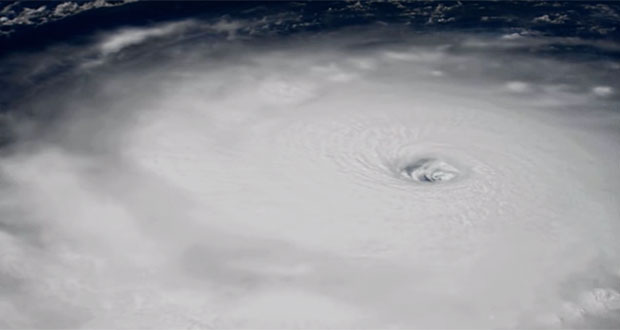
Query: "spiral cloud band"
0 4 619 329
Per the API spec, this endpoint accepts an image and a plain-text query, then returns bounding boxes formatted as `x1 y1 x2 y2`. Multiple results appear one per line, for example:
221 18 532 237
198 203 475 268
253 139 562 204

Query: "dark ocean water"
2 1 619 54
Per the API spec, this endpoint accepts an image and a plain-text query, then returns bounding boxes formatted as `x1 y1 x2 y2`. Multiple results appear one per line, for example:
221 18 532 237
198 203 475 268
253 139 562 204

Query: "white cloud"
0 1 135 32
501 32 522 40
52 2 79 17
348 57 376 70
533 14 569 24
505 81 531 93
99 21 193 55
431 70 444 77
383 49 444 62
592 86 614 97
1 19 619 329
311 64 358 82
257 78 318 105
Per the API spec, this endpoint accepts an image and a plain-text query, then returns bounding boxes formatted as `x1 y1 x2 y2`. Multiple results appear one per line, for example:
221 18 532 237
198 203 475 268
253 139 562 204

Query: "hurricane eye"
400 158 459 183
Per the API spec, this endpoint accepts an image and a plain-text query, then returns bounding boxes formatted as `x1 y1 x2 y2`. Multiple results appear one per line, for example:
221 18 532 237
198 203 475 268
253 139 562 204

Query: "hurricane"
0 2 619 329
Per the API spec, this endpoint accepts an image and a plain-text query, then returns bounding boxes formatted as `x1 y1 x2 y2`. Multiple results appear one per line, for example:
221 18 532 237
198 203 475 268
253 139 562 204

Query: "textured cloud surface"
1 9 619 329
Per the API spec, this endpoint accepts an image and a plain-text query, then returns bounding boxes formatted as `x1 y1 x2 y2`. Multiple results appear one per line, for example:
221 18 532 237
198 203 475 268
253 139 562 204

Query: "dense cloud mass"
0 2 619 329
